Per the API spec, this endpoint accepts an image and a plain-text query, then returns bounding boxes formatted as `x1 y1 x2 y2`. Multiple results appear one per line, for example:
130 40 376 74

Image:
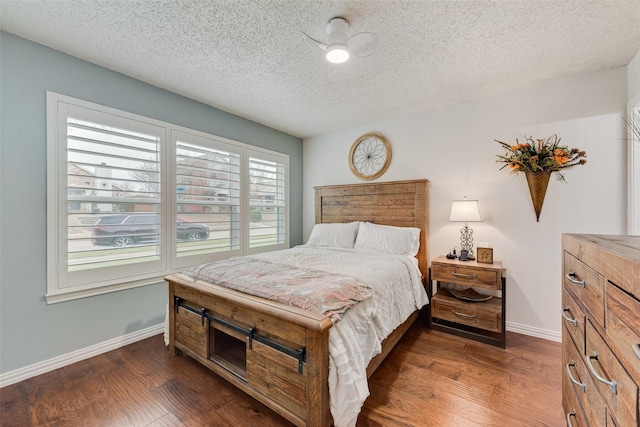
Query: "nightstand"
428 255 506 348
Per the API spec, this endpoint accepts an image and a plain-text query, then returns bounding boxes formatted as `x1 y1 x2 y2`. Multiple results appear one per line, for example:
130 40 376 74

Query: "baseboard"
1 321 559 388
506 321 561 342
0 323 164 388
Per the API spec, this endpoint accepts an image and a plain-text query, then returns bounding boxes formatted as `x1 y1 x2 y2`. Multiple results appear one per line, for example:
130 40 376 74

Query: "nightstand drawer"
431 288 502 332
432 263 501 290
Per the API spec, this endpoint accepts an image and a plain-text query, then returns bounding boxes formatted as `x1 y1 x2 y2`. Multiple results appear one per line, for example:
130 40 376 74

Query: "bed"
165 179 429 427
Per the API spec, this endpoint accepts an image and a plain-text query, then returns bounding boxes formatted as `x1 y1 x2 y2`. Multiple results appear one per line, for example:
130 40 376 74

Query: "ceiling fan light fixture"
326 44 350 64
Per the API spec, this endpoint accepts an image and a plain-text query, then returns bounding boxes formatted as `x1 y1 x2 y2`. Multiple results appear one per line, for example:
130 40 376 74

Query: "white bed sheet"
250 246 428 427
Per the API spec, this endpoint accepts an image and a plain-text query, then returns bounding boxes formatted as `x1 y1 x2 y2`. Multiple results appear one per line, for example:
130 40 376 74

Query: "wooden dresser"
562 234 640 427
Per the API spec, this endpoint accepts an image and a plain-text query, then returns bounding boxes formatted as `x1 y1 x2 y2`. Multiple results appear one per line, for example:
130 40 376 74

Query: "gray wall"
0 32 303 374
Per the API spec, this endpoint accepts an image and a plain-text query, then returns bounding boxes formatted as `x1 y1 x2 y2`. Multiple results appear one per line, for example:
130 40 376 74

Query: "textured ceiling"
2 1 640 138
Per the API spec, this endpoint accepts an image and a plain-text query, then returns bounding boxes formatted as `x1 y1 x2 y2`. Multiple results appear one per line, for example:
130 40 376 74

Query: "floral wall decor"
496 135 587 221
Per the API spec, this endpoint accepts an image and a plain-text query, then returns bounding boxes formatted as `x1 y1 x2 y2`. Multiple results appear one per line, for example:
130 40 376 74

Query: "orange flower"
554 148 569 164
511 143 529 151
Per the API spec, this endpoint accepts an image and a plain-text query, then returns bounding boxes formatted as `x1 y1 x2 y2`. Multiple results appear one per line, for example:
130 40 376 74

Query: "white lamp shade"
449 200 482 222
326 44 350 63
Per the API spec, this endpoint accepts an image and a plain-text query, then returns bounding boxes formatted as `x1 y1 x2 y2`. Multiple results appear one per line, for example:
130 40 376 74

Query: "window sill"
45 274 167 304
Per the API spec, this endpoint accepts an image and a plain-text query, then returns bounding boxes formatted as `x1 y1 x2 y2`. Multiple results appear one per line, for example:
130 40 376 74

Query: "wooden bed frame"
166 179 429 427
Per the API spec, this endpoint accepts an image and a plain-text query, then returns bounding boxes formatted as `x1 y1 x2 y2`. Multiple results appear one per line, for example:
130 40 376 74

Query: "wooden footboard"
168 273 334 427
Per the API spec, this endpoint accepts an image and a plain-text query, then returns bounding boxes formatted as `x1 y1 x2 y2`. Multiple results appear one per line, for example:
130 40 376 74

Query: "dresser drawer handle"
633 343 640 361
561 308 578 327
565 272 585 288
451 310 476 319
565 362 586 392
451 272 477 280
585 352 617 395
566 411 577 427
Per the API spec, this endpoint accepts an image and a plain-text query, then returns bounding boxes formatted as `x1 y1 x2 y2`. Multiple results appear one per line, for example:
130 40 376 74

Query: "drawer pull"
451 310 476 320
585 352 617 395
561 308 578 327
566 411 577 427
565 272 585 288
451 272 477 279
565 362 586 392
633 343 640 361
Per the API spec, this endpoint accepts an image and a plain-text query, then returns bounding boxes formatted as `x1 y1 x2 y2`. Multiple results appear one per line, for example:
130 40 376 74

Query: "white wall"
303 68 628 339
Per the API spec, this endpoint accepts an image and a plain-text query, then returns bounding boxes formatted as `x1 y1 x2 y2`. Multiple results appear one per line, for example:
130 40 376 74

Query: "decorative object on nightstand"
476 247 493 264
495 134 587 222
449 198 482 260
428 255 506 348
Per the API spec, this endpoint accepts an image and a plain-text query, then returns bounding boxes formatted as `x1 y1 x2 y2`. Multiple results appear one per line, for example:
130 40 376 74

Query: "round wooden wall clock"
348 133 392 180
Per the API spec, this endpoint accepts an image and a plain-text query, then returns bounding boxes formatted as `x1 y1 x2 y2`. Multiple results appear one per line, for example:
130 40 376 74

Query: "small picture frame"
476 247 494 264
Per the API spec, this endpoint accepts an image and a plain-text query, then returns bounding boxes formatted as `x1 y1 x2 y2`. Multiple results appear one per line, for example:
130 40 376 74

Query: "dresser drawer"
563 369 588 427
606 282 640 383
585 321 638 427
432 263 501 290
564 252 605 328
563 332 607 427
431 288 502 332
562 289 586 355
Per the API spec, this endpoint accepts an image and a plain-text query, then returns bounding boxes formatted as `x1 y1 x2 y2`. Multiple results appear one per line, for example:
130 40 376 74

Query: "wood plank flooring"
1 323 563 426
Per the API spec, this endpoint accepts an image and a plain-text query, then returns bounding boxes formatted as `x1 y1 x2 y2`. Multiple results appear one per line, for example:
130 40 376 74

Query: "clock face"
348 133 392 180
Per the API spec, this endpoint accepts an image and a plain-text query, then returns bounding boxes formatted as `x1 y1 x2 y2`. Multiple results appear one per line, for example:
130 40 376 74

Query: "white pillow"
354 222 421 256
306 222 359 248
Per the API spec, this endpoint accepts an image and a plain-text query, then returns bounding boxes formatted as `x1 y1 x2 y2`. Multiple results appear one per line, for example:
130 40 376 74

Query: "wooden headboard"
314 179 429 277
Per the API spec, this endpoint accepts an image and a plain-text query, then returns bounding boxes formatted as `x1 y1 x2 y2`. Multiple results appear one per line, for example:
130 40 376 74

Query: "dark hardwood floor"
1 322 563 426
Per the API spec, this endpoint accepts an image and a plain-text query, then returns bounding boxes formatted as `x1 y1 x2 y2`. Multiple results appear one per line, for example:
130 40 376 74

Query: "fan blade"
346 32 377 58
301 31 327 50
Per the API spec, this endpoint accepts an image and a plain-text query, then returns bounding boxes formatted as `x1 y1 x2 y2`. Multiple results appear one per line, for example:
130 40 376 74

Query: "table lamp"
449 198 482 259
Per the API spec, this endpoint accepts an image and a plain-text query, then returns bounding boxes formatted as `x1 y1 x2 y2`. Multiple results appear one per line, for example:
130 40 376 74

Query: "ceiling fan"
302 17 377 64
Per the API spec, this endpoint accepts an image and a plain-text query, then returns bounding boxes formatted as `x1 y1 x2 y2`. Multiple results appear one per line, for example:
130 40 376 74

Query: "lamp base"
459 225 476 258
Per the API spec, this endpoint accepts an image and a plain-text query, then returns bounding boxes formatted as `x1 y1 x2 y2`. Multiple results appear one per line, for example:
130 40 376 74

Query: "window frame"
46 92 289 303
628 97 640 235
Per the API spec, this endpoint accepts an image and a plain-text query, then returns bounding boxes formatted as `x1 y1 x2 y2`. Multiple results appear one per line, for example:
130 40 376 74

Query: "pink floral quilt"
182 255 373 323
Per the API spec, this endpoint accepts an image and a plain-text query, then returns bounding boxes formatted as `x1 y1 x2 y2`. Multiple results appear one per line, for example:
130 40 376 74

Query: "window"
248 153 287 250
172 130 243 268
47 92 289 302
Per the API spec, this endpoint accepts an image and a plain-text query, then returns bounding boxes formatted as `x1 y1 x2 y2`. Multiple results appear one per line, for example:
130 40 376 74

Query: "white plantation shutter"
248 151 288 250
66 116 163 269
173 131 242 267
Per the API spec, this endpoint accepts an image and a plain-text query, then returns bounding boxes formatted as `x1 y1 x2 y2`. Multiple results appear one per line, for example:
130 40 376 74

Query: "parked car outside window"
91 214 209 247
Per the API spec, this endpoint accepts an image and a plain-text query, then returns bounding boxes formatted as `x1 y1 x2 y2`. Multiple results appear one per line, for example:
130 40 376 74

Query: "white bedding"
250 245 428 427
165 245 428 427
